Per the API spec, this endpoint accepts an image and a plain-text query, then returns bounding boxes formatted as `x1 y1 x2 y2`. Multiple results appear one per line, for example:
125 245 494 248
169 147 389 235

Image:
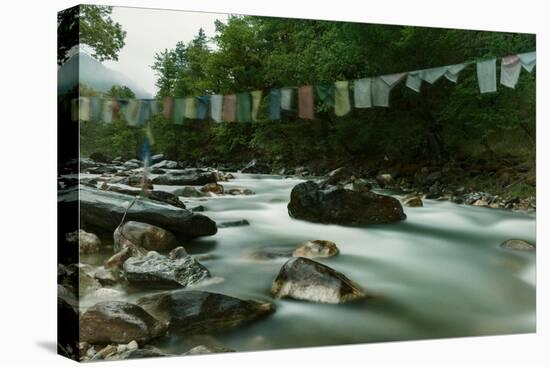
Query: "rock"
80 269 102 298
151 160 178 169
79 301 168 344
248 246 295 260
138 290 274 334
287 181 406 225
500 239 536 252
185 345 235 355
402 195 423 207
169 246 188 259
227 187 255 195
120 175 153 190
151 154 165 164
112 346 170 360
88 165 118 174
65 229 101 254
189 205 206 212
123 251 210 288
376 173 394 188
89 152 112 163
350 179 372 193
325 167 353 185
292 240 339 258
91 345 118 360
152 170 217 186
105 246 145 269
89 288 124 299
60 186 217 239
172 186 208 197
218 219 250 228
201 182 224 195
150 168 166 174
94 266 121 286
241 159 271 174
271 257 366 303
114 221 178 252
105 186 185 208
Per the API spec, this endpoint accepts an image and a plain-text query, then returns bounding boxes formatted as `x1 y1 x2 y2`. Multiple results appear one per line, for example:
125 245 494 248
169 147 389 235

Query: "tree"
58 5 126 65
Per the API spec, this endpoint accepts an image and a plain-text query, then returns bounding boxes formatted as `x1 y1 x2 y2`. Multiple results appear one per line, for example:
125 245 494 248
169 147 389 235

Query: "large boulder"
104 185 186 208
271 257 366 304
152 170 217 186
123 251 210 288
287 181 405 225
114 221 177 252
138 290 274 334
59 186 217 239
79 301 168 344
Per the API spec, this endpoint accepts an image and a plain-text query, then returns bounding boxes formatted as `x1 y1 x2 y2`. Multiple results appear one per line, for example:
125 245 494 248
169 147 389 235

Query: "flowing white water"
81 172 536 353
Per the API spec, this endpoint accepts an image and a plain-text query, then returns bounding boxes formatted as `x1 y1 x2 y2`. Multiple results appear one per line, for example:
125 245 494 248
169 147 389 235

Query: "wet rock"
271 257 366 303
65 229 101 254
90 345 118 360
79 301 168 344
350 179 372 193
173 186 208 197
105 185 185 208
376 173 394 188
138 290 274 334
119 175 153 190
189 205 206 212
150 168 166 174
105 246 145 269
60 186 217 239
287 181 406 225
402 195 423 207
292 240 339 258
218 219 250 228
152 170 217 186
500 239 536 252
201 182 224 195
185 345 235 355
169 246 188 260
227 187 255 195
114 221 178 252
241 159 271 174
89 152 112 163
325 167 353 185
94 266 121 286
151 160 178 169
80 269 102 298
88 165 118 174
123 251 210 288
151 154 165 164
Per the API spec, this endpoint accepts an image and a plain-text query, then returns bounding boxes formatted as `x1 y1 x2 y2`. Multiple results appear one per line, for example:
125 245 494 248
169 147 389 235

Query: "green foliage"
58 5 126 65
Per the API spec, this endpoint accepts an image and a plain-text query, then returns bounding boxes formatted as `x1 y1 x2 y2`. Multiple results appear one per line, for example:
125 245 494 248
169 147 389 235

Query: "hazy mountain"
57 52 152 98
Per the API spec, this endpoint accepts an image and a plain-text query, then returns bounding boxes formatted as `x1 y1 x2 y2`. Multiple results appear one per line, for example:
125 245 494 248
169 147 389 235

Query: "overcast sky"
103 6 227 96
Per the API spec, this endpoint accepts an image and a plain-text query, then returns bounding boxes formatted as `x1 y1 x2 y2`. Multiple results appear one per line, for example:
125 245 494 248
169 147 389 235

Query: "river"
80 172 536 353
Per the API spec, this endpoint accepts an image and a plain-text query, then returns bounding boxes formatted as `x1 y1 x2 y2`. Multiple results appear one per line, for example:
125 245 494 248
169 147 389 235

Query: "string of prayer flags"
372 73 406 107
334 81 351 116
444 63 467 83
315 83 335 109
477 59 497 93
222 94 236 122
184 97 197 119
172 98 186 125
519 51 536 72
251 90 263 121
210 95 223 122
269 89 281 121
353 78 372 108
500 55 522 89
298 85 314 120
237 92 252 122
281 88 293 110
197 96 210 120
